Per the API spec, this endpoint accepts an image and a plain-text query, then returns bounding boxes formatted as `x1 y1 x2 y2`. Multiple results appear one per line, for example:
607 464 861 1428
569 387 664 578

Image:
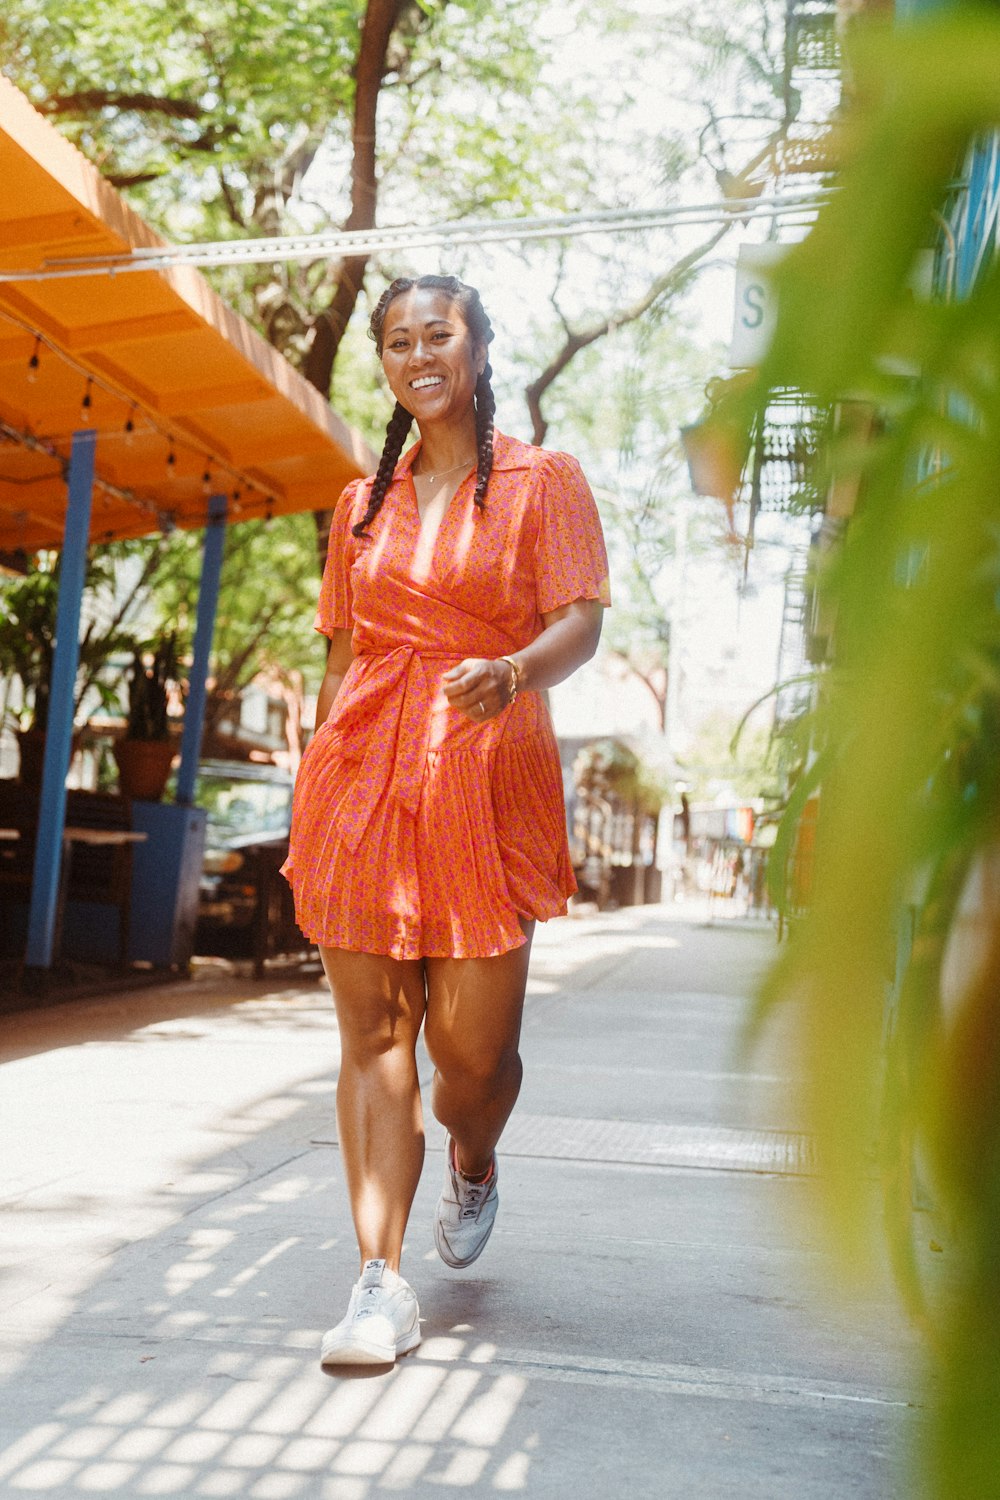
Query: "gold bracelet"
499 655 520 706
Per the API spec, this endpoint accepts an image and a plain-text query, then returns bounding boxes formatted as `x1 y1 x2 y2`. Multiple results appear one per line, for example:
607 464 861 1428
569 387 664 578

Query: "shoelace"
355 1285 383 1321
458 1179 490 1222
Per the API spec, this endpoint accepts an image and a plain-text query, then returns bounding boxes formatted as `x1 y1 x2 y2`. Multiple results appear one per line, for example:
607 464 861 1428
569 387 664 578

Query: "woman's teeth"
411 377 443 390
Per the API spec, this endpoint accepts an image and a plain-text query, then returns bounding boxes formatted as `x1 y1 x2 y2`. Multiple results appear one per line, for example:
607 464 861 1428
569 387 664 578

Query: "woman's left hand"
442 657 514 722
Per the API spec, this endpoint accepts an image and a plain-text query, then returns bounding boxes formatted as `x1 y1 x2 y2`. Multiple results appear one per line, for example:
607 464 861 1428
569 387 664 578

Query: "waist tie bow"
328 646 442 853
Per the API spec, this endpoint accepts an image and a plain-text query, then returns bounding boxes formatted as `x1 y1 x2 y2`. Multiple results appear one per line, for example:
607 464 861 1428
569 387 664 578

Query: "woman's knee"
321 948 425 1064
428 1030 522 1092
338 1004 419 1067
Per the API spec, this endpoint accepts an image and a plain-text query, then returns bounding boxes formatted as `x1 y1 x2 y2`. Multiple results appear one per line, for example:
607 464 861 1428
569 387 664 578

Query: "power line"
0 192 834 283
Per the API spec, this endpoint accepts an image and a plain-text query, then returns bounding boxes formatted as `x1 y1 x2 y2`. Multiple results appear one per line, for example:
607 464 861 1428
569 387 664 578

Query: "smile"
410 376 444 390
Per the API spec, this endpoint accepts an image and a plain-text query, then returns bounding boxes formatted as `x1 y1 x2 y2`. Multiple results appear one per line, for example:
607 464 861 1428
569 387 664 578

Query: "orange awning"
0 77 374 553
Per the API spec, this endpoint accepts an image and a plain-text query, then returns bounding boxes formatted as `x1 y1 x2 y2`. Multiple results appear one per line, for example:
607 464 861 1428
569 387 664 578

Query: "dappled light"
0 1337 534 1497
0 906 914 1497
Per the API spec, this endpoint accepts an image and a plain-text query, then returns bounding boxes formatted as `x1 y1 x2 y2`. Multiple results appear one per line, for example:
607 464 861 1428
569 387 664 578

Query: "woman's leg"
423 923 535 1177
320 946 427 1273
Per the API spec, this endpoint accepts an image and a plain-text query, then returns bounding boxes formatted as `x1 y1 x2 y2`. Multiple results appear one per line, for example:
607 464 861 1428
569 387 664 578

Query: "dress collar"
392 429 536 481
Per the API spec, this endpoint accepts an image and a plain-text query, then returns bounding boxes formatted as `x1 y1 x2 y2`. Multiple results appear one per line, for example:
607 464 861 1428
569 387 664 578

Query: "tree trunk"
306 0 408 571
303 0 406 399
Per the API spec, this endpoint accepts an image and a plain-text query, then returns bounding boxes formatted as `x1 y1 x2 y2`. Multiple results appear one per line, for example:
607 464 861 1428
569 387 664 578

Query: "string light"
2 309 334 529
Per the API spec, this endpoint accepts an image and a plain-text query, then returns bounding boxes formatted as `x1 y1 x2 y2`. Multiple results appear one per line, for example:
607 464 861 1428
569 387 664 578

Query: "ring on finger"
478 701 485 716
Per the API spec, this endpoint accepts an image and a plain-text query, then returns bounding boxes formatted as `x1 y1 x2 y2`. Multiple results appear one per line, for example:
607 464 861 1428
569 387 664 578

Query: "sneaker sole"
320 1325 422 1367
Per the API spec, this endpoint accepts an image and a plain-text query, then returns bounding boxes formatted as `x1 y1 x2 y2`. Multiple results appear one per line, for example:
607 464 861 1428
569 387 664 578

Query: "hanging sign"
729 242 785 369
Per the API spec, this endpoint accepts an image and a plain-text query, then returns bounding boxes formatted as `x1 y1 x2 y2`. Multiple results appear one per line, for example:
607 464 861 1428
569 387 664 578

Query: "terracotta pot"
113 738 176 802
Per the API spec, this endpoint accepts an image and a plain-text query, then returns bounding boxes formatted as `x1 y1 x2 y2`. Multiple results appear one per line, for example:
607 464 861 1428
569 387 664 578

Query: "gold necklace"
413 456 476 485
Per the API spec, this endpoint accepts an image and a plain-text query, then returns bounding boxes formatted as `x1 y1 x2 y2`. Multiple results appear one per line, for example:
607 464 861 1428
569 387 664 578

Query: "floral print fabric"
282 429 610 959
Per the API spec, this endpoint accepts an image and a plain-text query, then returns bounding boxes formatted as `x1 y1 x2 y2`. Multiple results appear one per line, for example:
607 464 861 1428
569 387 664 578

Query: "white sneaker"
320 1259 421 1367
433 1137 499 1269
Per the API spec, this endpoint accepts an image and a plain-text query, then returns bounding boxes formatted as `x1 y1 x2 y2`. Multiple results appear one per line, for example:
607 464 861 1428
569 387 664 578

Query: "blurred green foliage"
0 547 152 732
707 6 1000 1495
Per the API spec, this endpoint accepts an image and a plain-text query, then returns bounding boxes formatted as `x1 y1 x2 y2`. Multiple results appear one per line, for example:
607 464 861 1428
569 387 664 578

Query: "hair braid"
352 401 413 538
473 362 495 511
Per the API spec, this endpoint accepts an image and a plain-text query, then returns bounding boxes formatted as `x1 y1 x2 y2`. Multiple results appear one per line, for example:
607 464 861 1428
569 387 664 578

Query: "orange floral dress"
282 430 610 960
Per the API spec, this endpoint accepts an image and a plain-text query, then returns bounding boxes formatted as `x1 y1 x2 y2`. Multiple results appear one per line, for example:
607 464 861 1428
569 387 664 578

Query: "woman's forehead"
383 287 466 336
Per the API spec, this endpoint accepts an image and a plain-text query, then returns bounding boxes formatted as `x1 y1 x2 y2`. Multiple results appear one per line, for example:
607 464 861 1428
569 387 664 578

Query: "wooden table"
62 827 148 849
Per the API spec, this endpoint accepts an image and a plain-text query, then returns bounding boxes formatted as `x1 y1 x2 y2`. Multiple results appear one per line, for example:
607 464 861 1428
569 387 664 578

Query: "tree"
0 0 796 728
534 295 732 742
0 542 168 734
0 0 579 387
679 709 776 804
139 512 325 748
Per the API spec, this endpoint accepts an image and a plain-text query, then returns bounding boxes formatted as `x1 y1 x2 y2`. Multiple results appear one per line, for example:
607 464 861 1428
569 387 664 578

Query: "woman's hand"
442 657 515 722
442 599 604 724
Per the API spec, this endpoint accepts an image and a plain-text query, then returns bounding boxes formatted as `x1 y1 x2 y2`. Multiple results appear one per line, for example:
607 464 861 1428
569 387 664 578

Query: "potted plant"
113 635 183 802
0 564 59 785
0 556 136 787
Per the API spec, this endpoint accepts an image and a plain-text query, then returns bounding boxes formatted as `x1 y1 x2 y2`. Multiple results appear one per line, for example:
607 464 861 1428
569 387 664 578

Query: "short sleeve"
314 479 364 637
533 453 611 615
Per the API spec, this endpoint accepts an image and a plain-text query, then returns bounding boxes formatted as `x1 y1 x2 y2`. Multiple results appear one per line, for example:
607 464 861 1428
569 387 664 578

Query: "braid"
352 402 413 538
473 362 495 511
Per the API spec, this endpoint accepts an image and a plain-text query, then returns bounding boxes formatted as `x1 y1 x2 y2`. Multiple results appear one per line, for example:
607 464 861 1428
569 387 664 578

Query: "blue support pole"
175 493 228 807
25 430 97 969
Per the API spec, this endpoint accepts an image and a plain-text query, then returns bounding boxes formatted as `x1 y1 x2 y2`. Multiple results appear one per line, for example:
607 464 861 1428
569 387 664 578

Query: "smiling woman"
281 272 610 1370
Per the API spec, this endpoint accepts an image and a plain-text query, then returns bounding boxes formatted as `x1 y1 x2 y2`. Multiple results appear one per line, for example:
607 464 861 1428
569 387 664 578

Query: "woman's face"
380 288 485 427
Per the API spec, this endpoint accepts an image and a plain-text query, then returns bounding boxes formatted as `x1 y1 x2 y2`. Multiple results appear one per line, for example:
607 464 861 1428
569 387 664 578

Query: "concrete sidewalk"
0 906 919 1499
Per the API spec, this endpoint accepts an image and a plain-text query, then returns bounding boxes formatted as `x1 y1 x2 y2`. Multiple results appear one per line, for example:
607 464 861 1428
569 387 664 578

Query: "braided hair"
353 274 496 538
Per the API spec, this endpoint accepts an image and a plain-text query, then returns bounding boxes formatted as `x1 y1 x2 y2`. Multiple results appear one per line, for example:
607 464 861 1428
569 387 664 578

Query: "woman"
283 273 609 1367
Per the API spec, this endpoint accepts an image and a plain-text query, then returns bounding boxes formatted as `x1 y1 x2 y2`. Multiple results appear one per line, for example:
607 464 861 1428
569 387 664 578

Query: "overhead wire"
0 191 836 283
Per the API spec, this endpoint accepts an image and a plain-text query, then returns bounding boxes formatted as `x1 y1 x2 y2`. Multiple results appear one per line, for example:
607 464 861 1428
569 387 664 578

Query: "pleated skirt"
283 691 576 960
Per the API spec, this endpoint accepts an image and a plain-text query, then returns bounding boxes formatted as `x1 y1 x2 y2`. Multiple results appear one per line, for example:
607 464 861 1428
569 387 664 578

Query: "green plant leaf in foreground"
711 7 1000 1496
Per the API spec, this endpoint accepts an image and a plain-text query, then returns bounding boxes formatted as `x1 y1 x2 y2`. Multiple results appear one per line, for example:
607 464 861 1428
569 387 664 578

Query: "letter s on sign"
741 281 766 330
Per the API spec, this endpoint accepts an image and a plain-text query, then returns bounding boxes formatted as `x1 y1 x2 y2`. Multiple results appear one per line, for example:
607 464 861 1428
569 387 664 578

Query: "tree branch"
42 90 203 120
107 171 164 189
217 167 247 229
524 225 731 446
605 647 668 733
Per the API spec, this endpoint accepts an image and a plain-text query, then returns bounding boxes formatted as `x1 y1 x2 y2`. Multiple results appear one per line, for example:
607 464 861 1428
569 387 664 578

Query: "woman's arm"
315 628 355 726
442 597 604 721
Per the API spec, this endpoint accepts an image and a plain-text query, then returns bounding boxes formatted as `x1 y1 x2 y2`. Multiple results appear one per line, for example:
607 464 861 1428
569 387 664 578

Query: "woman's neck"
414 416 479 477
